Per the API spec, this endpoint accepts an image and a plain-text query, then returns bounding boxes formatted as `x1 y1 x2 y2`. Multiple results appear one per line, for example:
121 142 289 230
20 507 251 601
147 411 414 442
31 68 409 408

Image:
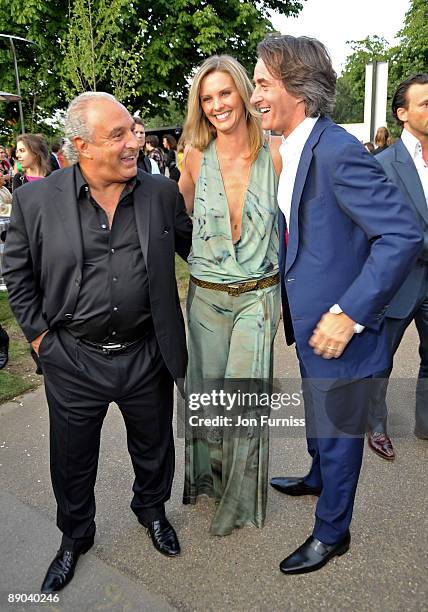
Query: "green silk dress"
183 140 280 535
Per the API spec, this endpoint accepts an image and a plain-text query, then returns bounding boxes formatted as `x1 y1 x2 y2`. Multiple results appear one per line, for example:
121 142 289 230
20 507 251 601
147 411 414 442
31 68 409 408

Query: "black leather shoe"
270 476 322 497
0 328 9 370
140 517 180 557
40 541 93 593
280 533 350 574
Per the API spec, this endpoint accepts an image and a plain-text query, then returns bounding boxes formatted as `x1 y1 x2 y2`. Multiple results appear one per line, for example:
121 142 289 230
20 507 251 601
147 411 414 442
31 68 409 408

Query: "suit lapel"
52 168 83 267
285 117 331 274
278 209 286 272
133 174 151 266
392 140 428 226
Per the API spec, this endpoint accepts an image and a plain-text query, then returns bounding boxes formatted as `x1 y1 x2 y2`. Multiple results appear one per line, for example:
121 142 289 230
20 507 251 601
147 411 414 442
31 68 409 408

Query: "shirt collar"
401 128 423 160
74 163 141 201
280 116 319 156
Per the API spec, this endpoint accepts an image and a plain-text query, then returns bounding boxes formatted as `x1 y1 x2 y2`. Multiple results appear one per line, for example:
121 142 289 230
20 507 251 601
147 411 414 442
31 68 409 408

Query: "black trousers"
38 328 174 543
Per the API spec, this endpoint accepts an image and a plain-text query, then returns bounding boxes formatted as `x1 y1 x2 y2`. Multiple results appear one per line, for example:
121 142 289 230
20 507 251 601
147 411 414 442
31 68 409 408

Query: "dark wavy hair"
392 73 428 125
257 35 337 117
163 134 177 150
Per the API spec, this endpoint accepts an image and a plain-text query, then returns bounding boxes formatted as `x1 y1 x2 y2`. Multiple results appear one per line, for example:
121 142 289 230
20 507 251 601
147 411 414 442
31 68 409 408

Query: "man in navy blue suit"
368 74 428 460
251 35 423 574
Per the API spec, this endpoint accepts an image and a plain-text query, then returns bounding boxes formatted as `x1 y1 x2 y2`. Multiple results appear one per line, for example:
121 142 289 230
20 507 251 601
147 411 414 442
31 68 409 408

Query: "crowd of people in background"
0 119 400 211
0 117 186 373
364 126 394 155
0 120 185 210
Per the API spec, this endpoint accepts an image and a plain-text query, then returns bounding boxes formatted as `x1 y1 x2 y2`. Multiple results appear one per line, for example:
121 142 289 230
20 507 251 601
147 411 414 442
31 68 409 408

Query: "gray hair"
63 92 118 163
257 35 337 117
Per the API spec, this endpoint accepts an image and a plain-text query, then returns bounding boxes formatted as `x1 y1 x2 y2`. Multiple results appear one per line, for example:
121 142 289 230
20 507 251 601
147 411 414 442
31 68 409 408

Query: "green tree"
387 0 428 135
333 35 389 124
132 0 303 114
333 0 428 130
62 0 144 102
0 0 305 137
0 1 69 138
143 99 186 130
388 0 428 84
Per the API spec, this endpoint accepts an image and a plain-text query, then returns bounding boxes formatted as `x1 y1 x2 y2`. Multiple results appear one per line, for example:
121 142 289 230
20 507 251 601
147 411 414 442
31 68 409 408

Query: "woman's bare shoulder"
183 145 204 181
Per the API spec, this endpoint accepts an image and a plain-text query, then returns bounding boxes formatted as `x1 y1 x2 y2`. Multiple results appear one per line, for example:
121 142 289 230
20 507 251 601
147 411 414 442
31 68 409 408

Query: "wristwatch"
329 304 365 333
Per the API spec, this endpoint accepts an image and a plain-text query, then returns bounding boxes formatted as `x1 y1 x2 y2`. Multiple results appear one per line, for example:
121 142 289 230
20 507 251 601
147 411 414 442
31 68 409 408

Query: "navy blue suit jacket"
279 117 423 387
376 139 428 319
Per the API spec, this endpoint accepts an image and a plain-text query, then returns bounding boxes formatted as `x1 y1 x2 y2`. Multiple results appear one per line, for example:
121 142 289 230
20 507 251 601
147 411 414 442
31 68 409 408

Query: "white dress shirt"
150 158 160 174
400 128 428 207
277 116 318 226
277 116 364 333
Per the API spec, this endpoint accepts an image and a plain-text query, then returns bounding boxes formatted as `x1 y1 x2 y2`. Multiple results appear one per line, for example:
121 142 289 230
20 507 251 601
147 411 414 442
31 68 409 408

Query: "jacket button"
64 314 73 319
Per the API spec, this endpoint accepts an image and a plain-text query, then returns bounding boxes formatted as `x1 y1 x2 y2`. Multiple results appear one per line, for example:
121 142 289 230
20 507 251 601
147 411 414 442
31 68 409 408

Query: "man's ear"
73 137 92 160
396 107 408 124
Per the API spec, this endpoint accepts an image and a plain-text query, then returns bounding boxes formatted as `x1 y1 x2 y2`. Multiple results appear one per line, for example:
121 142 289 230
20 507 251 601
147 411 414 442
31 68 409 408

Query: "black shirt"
65 165 152 342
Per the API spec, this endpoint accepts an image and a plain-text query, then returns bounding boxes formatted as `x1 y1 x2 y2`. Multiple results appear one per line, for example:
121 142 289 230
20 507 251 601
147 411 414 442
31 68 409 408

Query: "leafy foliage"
0 0 304 138
143 99 187 130
333 0 428 131
61 0 145 102
333 36 389 124
388 0 428 84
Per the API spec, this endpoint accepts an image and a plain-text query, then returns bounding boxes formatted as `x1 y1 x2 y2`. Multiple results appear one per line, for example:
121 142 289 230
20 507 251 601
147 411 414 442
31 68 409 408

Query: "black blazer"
4 166 192 384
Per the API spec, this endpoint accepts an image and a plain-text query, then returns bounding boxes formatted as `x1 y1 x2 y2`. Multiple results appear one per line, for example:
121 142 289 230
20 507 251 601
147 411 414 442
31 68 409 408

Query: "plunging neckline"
214 142 254 246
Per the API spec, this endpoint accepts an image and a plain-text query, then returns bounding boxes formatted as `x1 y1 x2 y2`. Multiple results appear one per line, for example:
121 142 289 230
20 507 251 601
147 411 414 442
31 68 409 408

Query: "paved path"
0 324 427 611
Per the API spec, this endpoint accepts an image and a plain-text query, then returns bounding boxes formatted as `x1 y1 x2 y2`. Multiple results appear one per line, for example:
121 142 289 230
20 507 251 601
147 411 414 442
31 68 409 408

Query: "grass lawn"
176 254 189 301
0 292 42 404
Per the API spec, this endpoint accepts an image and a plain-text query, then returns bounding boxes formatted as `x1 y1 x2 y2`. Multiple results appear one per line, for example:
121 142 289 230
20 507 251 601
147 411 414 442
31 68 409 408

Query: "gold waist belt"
190 272 280 297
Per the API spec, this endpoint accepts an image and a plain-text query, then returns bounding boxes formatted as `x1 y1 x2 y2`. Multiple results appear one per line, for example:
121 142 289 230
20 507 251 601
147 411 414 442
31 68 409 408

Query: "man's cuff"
329 304 365 333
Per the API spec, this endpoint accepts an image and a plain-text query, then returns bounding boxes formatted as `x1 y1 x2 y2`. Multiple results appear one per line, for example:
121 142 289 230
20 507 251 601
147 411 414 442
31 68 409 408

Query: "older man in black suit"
4 92 192 592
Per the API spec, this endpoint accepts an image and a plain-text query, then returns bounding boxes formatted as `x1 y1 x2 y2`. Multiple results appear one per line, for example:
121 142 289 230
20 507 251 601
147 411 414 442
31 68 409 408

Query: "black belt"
79 337 142 355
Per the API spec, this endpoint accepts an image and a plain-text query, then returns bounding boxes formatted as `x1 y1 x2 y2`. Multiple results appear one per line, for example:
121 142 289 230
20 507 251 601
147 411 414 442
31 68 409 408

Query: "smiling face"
251 58 306 137
397 83 428 142
199 70 246 135
76 99 139 183
16 140 35 170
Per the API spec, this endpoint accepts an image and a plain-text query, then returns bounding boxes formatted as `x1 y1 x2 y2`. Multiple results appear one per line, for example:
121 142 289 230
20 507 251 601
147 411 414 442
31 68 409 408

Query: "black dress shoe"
0 328 9 370
140 517 180 557
280 533 350 575
40 541 93 593
270 476 322 497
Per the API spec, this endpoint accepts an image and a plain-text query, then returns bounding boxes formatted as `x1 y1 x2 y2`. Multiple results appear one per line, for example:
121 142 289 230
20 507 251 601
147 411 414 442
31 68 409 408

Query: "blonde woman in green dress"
179 55 282 536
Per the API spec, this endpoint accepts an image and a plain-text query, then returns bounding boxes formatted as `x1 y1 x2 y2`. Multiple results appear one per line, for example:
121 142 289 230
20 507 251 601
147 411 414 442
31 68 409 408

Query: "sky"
270 0 411 74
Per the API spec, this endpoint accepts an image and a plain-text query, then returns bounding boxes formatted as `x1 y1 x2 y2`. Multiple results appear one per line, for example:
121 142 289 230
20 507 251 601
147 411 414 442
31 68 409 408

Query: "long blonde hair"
183 55 263 162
